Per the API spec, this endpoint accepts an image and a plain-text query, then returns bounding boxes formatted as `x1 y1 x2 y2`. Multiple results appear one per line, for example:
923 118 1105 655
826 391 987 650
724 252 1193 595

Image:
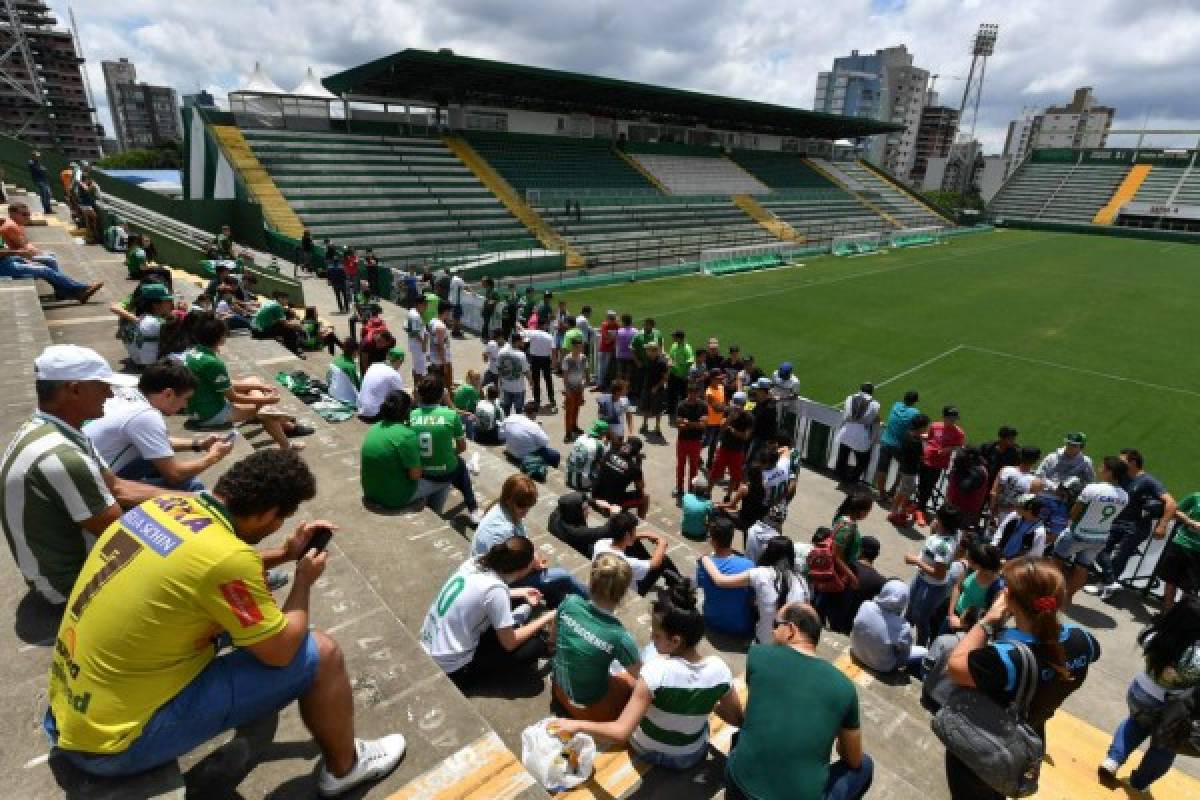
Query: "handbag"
932 641 1043 797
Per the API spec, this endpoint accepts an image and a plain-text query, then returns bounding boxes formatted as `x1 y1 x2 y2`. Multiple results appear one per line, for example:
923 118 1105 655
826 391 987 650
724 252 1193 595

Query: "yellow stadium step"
732 194 804 243
210 125 305 239
443 135 585 269
856 158 955 225
614 149 670 194
385 732 539 800
1094 164 1151 224
804 158 902 229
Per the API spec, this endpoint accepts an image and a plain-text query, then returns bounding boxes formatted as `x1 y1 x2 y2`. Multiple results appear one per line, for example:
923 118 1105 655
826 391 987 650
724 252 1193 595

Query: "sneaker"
317 735 407 797
468 508 485 526
1097 757 1119 783
1100 582 1122 600
77 282 104 304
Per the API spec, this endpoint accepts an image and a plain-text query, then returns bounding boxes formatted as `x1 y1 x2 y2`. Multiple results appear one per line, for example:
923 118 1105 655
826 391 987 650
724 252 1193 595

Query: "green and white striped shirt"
1 412 114 603
631 654 733 760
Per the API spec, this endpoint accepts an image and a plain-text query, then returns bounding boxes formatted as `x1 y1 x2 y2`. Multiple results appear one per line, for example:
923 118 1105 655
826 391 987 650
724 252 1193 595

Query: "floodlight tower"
958 23 998 142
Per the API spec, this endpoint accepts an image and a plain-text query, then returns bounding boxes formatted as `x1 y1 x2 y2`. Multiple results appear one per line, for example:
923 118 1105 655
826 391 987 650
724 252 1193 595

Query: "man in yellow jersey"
44 449 406 796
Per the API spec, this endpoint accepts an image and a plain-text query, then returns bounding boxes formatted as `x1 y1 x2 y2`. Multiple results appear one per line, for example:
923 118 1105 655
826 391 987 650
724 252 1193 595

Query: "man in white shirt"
988 446 1043 526
448 272 467 338
503 401 561 467
1054 455 1130 601
85 361 233 490
358 347 406 421
835 382 880 486
590 510 672 595
524 320 556 412
495 333 530 415
405 296 429 385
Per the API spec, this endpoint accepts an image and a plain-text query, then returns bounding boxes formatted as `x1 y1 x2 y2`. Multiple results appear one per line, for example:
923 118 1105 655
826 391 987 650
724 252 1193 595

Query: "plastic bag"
520 718 596 791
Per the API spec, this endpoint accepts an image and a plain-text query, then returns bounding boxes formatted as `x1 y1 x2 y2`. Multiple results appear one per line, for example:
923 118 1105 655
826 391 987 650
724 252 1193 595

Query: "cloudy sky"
52 0 1200 152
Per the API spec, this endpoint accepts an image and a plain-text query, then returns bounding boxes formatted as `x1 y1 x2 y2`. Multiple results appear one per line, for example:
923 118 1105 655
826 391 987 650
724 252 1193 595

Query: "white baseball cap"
34 345 138 386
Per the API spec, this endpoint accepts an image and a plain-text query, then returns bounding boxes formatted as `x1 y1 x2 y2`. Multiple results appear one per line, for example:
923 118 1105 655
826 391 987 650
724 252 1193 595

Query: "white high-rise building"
1002 88 1116 172
813 45 929 181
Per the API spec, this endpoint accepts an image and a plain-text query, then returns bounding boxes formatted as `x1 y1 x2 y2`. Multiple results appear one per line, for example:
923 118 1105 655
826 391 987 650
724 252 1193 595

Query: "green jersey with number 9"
408 405 464 475
1073 481 1130 539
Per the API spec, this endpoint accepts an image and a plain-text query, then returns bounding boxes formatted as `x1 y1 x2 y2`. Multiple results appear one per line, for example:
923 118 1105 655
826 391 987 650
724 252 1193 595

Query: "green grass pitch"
564 229 1200 493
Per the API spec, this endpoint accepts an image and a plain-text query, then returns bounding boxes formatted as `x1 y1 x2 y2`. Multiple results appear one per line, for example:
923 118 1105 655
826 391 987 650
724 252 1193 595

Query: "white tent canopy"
292 67 336 99
241 61 284 94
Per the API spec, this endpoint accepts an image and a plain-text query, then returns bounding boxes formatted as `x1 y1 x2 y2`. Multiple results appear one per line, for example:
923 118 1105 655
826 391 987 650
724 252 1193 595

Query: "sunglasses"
772 618 792 630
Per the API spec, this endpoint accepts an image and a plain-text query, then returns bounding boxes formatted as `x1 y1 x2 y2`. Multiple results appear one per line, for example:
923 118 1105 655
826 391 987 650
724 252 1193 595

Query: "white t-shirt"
483 340 500 374
131 315 164 366
495 345 529 393
575 316 593 345
630 655 733 760
419 561 514 674
748 566 808 644
1074 481 1130 539
428 318 449 365
449 275 466 305
744 520 780 564
994 466 1035 509
503 414 548 458
761 453 791 507
525 329 554 358
840 392 880 452
593 538 651 583
84 394 173 476
358 362 405 417
405 308 426 345
475 399 502 432
596 393 631 437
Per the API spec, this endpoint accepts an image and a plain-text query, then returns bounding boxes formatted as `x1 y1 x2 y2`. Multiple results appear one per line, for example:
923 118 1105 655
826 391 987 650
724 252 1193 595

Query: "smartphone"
307 525 334 553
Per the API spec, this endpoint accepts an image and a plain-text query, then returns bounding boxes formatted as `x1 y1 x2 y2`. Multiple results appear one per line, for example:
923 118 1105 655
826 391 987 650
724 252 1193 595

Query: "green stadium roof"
323 49 901 139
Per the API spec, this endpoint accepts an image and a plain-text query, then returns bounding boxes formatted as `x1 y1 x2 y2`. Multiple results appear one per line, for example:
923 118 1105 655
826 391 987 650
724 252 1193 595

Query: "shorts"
1156 540 1200 592
875 442 900 474
46 634 320 778
640 387 664 414
895 471 918 497
1053 529 1107 568
193 402 233 427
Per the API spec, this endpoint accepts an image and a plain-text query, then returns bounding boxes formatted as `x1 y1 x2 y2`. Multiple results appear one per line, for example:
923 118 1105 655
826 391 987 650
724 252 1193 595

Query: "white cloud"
52 0 1200 152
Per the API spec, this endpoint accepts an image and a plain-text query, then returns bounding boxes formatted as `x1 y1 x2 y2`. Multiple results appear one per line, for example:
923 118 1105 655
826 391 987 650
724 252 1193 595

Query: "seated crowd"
0 222 1195 800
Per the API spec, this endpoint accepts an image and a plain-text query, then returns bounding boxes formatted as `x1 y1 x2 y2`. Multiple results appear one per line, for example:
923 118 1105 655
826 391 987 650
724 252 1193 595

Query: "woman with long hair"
945 556 1101 799
700 535 808 644
551 579 743 769
1099 595 1200 793
420 536 555 686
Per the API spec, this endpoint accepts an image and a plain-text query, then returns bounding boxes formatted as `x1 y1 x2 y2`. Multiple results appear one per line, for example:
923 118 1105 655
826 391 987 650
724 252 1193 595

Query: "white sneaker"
317 735 406 796
1098 756 1119 780
1100 582 1122 600
468 508 485 526
468 452 481 475
1082 584 1104 596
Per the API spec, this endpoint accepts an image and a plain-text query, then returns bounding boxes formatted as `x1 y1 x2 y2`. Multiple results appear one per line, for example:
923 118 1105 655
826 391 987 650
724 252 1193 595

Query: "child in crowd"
904 504 964 646
596 378 634 444
680 474 713 542
944 538 1003 634
850 579 924 675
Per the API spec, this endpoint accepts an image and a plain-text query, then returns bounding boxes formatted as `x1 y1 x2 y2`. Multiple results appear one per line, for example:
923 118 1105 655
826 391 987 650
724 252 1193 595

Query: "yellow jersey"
48 493 285 754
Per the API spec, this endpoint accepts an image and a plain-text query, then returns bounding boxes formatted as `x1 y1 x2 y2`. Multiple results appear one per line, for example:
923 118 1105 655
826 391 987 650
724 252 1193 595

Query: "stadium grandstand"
182 48 958 275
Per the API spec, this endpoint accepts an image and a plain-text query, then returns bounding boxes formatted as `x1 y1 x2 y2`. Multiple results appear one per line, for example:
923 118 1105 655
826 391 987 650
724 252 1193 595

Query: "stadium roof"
323 49 901 139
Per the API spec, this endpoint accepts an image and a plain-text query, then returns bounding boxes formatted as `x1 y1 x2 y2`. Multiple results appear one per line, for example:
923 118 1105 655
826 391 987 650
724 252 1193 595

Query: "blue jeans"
45 634 320 777
501 390 525 416
512 567 587 608
1107 682 1177 791
631 734 707 770
116 457 206 492
726 754 874 800
423 458 478 513
532 445 562 468
907 575 949 646
35 180 54 213
0 256 87 299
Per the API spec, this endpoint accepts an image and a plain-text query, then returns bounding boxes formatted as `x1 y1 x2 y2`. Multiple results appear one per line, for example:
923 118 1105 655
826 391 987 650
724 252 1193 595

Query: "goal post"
890 225 945 249
700 241 802 275
831 231 887 257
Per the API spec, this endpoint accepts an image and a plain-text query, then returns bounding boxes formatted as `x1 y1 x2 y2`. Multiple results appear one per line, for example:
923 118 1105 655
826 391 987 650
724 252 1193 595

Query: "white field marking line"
961 345 1200 399
653 233 1044 319
324 605 386 635
875 345 965 389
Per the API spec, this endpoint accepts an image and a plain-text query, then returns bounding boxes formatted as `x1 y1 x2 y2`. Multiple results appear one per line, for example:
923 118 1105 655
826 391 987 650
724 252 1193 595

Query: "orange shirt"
705 385 726 427
60 168 73 191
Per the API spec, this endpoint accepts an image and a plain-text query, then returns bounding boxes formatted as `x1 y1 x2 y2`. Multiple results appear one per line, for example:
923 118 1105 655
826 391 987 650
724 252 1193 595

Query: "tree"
98 143 182 170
